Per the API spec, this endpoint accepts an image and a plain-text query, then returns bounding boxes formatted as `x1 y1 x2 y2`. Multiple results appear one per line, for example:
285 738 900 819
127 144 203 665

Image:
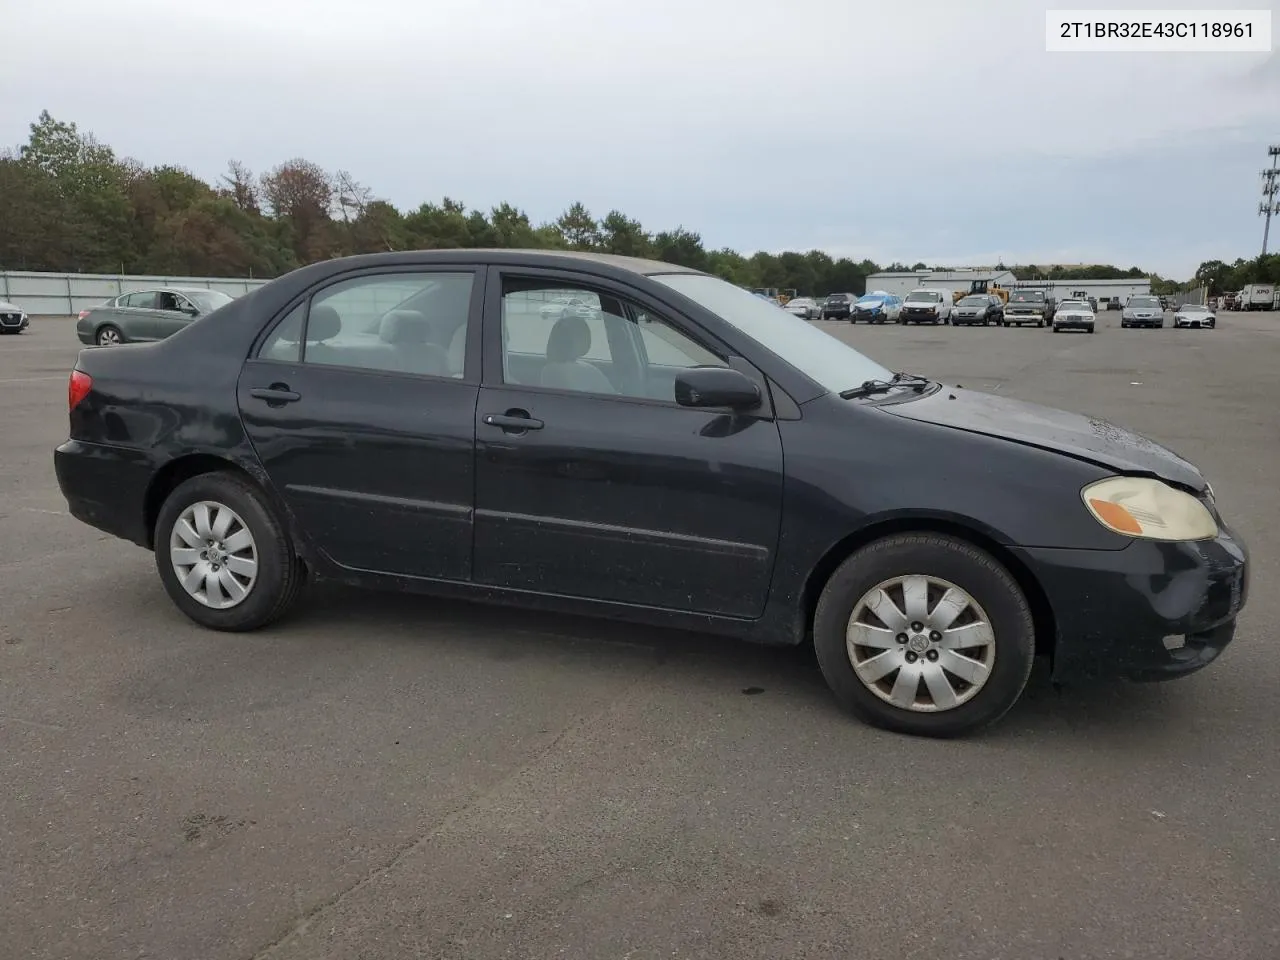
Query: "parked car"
1003 290 1052 327
821 293 856 320
54 250 1250 738
851 292 902 324
899 289 953 325
0 299 29 335
1120 295 1164 329
1051 299 1095 334
1173 303 1217 329
539 295 594 320
784 297 822 321
952 294 1003 326
76 287 235 346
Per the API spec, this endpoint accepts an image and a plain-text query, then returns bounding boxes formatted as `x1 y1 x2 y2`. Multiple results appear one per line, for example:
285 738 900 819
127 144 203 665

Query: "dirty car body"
53 250 1250 737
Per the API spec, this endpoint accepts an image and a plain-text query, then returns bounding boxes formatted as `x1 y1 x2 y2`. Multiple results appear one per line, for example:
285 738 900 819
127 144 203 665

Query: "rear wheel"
813 534 1036 737
154 472 305 631
96 325 123 346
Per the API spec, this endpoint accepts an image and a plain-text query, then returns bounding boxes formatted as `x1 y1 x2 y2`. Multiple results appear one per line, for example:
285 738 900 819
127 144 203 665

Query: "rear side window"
255 272 474 378
124 291 157 309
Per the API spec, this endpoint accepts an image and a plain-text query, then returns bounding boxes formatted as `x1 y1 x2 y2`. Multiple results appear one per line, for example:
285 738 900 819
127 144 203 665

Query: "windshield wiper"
839 371 932 400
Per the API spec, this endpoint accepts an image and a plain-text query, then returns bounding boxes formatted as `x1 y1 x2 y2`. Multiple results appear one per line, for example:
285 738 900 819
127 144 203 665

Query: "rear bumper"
1012 529 1249 683
54 439 155 548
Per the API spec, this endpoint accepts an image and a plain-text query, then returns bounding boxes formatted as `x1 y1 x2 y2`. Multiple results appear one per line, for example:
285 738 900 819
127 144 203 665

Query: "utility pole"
1261 144 1280 257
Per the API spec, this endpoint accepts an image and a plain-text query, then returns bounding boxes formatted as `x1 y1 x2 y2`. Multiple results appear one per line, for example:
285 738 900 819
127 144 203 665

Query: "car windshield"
1128 297 1159 308
1058 300 1088 310
905 292 940 302
187 290 234 312
652 273 893 393
856 295 885 305
826 294 849 301
1182 303 1209 312
958 296 986 306
1009 292 1044 302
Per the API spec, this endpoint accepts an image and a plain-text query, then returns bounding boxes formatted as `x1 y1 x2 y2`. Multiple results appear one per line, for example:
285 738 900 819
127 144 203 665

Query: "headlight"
1081 476 1218 541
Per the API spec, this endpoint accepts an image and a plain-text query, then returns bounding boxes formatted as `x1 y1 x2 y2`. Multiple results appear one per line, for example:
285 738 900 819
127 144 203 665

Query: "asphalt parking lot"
3 310 1279 960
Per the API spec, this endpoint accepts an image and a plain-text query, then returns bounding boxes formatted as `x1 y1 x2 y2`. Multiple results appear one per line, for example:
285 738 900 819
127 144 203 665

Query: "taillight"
69 370 93 411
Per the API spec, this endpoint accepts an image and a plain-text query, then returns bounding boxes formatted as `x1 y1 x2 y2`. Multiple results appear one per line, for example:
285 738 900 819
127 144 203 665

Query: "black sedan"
820 293 855 320
54 251 1250 738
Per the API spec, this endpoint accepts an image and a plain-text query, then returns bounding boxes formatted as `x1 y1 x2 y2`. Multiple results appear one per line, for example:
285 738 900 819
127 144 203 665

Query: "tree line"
2 111 1272 297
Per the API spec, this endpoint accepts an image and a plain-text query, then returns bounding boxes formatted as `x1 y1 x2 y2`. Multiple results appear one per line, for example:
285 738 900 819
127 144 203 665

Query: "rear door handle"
483 413 544 432
250 386 301 403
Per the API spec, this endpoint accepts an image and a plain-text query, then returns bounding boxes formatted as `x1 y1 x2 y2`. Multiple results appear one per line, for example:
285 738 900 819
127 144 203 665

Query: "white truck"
1241 283 1275 311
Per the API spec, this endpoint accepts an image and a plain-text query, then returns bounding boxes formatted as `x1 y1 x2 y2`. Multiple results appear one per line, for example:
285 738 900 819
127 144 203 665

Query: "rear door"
471 268 785 618
238 266 484 580
113 290 159 339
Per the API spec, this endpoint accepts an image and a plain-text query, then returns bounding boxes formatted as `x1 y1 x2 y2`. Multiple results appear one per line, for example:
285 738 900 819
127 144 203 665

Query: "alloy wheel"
845 575 995 712
169 500 259 609
97 327 121 346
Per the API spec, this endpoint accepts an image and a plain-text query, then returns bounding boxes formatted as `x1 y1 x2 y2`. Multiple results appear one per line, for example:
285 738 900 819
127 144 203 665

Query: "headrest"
379 309 432 345
546 314 592 362
307 304 341 341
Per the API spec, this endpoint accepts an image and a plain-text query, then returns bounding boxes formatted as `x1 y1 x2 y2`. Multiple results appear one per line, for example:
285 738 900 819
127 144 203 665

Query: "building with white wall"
1008 278 1151 307
865 269 1018 298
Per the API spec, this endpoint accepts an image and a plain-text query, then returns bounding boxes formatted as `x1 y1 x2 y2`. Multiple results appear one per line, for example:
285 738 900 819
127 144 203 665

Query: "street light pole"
1261 144 1280 258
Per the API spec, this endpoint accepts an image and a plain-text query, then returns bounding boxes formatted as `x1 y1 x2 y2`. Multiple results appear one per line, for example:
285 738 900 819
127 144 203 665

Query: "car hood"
880 386 1205 490
0 300 21 312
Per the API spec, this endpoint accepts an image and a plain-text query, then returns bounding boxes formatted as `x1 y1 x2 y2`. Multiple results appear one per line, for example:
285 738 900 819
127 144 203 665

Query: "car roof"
302 249 706 279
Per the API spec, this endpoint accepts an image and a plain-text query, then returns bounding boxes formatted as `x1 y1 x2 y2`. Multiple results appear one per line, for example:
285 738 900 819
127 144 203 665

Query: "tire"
96 324 124 346
812 533 1036 737
154 471 305 632
1002 321 1010 327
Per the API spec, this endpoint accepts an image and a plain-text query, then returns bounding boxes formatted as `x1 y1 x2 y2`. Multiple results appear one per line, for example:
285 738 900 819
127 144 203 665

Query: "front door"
472 270 785 619
237 267 484 580
153 291 197 339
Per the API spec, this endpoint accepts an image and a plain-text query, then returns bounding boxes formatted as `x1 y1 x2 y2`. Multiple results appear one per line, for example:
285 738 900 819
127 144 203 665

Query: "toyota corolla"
54 251 1250 738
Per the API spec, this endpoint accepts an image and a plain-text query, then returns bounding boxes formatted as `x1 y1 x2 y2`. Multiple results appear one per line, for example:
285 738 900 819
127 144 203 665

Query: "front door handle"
483 412 544 432
250 386 301 403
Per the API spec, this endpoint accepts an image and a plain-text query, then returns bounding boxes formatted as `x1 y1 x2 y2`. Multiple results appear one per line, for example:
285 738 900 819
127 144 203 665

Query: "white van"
900 288 953 324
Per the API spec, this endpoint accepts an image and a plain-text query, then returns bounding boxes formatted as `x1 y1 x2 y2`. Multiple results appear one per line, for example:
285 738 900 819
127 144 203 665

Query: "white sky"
3 0 1278 277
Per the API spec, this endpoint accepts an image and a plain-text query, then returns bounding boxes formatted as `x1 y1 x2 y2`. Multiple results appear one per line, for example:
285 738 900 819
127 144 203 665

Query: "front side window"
299 272 474 377
652 273 892 392
501 280 727 401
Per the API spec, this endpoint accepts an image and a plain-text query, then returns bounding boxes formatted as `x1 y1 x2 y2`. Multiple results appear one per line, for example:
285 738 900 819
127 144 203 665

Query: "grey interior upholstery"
378 310 448 377
447 323 466 376
540 315 615 393
303 305 343 364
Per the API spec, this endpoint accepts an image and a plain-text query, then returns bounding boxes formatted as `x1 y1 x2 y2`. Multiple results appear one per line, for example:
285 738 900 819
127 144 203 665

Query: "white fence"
1 271 271 316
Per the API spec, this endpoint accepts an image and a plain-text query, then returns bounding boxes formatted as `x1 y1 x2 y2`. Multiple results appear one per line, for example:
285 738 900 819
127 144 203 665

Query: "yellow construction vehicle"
952 279 1010 305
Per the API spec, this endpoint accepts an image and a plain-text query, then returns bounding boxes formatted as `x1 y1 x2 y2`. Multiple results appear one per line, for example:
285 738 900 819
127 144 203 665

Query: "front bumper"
902 310 941 323
1013 529 1249 683
1006 313 1044 324
1054 318 1094 330
823 307 851 319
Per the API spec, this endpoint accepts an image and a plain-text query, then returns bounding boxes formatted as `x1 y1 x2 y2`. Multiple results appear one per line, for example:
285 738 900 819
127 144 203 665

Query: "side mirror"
181 304 199 316
674 367 761 410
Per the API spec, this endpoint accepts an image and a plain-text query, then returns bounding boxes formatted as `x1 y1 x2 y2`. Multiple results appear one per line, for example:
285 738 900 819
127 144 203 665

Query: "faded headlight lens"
1082 476 1218 541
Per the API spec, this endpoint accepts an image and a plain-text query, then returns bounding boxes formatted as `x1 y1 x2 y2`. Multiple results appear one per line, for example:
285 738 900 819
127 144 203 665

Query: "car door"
114 290 159 339
237 266 484 580
472 268 785 619
153 291 198 339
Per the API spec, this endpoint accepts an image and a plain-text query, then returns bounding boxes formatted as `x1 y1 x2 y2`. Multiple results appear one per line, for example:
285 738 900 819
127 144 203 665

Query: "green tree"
556 202 601 249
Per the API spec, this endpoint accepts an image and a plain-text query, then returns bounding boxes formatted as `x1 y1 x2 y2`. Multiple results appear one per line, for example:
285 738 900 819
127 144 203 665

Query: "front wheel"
154 471 306 631
813 533 1036 737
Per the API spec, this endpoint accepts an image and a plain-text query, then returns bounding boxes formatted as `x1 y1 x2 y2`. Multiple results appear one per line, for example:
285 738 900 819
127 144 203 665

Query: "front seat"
304 304 343 364
540 315 615 394
378 310 448 377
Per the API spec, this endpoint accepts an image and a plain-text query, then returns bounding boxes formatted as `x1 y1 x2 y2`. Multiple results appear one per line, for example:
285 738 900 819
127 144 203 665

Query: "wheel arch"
799 515 1057 659
142 453 302 558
